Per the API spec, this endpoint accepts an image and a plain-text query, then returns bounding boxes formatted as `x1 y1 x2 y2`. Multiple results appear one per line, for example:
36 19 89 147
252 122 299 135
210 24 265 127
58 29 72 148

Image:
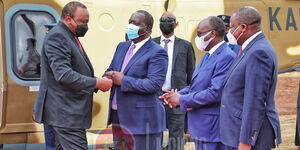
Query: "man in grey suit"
33 1 112 149
153 12 195 150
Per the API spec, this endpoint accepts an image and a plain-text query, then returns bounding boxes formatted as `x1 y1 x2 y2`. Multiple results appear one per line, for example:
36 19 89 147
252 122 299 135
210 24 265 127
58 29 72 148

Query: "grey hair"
208 16 225 37
234 6 261 28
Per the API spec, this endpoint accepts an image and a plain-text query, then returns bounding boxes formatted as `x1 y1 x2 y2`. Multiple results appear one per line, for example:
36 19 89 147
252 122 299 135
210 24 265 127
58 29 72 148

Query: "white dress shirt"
160 35 175 90
242 31 262 50
209 41 225 55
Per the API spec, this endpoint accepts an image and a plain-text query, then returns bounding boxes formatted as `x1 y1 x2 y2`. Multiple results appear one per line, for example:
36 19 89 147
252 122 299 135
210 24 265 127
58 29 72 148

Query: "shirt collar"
160 35 175 43
242 31 262 50
130 36 150 49
208 41 225 55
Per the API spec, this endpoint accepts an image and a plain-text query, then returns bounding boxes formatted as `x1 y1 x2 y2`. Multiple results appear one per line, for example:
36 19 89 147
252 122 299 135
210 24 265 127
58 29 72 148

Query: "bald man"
220 6 282 150
153 12 195 150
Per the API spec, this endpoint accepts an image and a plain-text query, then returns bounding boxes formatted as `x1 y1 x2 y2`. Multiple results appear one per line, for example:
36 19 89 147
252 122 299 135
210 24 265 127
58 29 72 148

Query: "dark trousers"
226 146 271 150
111 109 162 150
51 125 87 150
164 106 186 150
44 125 56 150
195 141 229 150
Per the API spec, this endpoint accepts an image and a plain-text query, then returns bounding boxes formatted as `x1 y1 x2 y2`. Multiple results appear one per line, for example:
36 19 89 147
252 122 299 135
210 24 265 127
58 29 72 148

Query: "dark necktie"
163 39 170 51
75 37 85 54
200 53 210 67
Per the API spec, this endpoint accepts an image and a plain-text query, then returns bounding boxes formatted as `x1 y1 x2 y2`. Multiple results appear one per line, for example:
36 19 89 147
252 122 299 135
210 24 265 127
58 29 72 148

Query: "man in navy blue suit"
160 16 235 150
104 10 168 150
220 6 282 150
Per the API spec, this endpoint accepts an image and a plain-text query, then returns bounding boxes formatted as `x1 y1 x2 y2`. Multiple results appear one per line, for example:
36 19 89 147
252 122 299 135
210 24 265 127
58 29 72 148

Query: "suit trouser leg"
165 106 185 150
194 140 230 150
134 133 162 150
44 124 56 150
51 125 87 150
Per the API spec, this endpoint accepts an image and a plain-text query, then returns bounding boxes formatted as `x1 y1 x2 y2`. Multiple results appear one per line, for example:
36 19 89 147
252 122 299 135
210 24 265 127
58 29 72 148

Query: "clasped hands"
159 89 181 108
96 71 124 92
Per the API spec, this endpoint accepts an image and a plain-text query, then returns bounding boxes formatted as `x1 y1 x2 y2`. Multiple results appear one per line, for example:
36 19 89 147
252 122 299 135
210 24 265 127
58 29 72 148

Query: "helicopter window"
10 11 56 80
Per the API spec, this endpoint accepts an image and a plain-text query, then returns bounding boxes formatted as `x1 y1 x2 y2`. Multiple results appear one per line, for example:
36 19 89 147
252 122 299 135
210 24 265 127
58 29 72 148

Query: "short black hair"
208 16 225 37
136 10 154 29
61 1 87 19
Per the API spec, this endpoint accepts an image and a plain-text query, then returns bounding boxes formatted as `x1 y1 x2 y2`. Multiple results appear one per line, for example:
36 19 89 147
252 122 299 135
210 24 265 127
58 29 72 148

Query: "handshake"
95 71 125 92
159 89 181 108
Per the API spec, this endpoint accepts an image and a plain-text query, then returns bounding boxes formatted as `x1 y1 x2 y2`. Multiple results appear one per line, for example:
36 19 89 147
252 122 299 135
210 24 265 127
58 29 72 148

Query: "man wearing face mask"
104 10 168 150
153 12 195 150
159 16 235 150
33 1 113 149
217 14 241 55
220 6 282 150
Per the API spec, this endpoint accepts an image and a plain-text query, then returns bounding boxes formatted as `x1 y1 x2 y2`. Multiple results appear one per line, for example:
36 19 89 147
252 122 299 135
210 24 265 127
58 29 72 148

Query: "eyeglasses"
197 29 213 37
160 17 176 23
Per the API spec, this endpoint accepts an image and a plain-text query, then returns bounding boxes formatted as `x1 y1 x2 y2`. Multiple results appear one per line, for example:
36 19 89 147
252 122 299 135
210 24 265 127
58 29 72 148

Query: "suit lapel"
191 42 226 82
223 33 265 85
123 39 152 73
70 35 94 75
116 41 132 71
172 37 180 70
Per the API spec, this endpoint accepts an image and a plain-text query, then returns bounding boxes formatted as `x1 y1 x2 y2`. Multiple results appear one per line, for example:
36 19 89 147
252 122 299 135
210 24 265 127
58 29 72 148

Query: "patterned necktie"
163 39 170 51
200 53 210 67
112 43 136 110
121 44 136 72
238 48 243 56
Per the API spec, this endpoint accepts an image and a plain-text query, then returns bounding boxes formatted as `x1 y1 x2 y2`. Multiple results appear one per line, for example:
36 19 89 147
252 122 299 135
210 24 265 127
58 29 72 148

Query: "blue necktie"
200 53 210 67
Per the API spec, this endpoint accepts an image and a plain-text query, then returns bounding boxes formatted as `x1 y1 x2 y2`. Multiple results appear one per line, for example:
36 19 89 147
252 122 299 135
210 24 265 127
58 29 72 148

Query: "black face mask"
75 24 88 37
160 22 174 35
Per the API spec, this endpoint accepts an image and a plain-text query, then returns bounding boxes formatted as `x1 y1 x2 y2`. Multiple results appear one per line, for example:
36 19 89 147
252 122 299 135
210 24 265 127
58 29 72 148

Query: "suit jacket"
34 21 97 129
220 33 282 148
106 38 168 134
153 36 195 114
178 42 235 142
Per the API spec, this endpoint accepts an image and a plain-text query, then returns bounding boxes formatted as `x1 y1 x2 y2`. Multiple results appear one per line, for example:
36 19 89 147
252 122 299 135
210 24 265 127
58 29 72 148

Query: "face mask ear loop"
236 24 246 41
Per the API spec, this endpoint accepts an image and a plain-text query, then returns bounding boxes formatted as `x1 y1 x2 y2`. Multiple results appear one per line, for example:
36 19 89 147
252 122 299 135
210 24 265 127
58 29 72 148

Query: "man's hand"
32 113 36 121
167 89 181 107
159 89 172 107
96 77 113 92
112 72 124 86
103 71 114 79
238 142 251 150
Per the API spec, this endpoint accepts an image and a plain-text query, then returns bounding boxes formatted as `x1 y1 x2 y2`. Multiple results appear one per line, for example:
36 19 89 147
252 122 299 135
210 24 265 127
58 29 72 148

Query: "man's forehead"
131 12 145 19
161 12 175 18
74 7 88 17
198 19 210 30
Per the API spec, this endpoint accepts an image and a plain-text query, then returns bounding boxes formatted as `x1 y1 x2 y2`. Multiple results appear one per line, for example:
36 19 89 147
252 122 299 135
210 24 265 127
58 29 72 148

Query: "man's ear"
241 24 247 33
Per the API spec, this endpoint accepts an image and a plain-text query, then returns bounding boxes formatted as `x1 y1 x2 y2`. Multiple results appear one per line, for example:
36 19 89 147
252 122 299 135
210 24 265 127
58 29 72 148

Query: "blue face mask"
125 24 140 40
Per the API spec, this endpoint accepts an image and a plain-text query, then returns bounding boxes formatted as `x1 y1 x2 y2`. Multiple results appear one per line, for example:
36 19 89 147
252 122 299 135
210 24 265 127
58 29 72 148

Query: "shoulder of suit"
175 37 193 46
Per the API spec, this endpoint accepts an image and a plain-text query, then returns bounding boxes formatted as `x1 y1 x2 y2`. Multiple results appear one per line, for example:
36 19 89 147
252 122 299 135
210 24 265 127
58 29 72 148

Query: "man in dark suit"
104 10 168 150
153 12 195 150
220 6 282 150
160 16 236 150
33 1 112 149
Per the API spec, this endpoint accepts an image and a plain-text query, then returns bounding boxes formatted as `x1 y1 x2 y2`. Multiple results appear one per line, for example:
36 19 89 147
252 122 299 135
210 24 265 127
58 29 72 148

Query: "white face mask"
195 31 215 51
227 25 243 45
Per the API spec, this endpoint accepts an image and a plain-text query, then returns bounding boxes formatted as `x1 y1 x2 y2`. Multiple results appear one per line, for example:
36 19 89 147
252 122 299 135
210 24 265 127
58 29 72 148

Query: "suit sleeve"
120 50 168 94
239 50 274 145
179 86 191 95
186 42 196 85
45 33 96 93
179 54 234 110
